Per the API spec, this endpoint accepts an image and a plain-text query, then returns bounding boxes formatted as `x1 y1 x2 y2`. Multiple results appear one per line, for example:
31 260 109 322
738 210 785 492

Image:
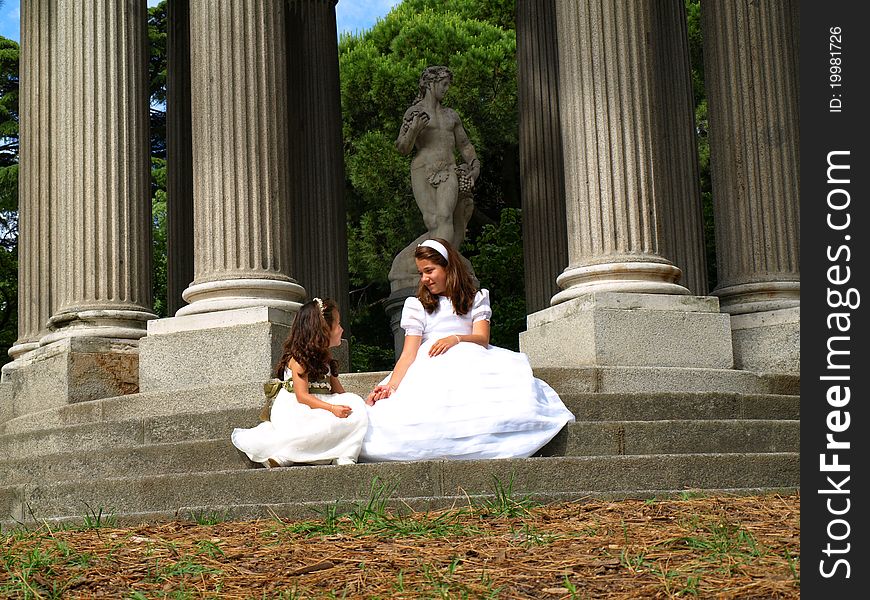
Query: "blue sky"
0 0 400 42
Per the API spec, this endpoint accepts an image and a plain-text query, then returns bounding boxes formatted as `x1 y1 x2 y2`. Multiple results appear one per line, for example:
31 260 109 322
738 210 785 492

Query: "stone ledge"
521 293 733 370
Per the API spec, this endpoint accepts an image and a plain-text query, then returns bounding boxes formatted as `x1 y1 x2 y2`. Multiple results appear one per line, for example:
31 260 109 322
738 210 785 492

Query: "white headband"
418 239 449 262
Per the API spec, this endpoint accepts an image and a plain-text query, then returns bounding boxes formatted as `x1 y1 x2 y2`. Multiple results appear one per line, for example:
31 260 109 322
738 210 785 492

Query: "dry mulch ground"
1 492 800 599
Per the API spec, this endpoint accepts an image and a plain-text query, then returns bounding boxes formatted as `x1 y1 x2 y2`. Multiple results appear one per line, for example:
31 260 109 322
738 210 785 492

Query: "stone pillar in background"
520 0 731 370
166 0 194 316
702 0 800 373
3 0 156 418
1 0 60 421
516 0 568 314
7 0 56 361
139 0 307 391
287 0 350 365
652 0 708 297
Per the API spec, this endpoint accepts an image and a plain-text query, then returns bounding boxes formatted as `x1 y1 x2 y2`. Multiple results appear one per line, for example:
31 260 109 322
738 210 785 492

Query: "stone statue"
388 66 480 292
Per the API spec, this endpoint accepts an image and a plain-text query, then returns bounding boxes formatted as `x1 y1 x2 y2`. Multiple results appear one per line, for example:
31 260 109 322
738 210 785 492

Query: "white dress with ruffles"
231 367 368 466
360 290 575 462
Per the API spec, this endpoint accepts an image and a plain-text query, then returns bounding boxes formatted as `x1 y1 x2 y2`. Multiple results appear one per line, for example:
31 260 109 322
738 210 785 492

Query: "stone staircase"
0 368 799 527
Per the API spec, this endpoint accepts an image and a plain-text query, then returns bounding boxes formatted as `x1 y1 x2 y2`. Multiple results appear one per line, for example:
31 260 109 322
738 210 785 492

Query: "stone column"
287 0 350 354
139 0 307 391
702 0 800 373
4 1 155 417
7 0 57 361
44 0 155 341
520 0 731 370
516 0 568 314
176 0 304 316
166 0 194 316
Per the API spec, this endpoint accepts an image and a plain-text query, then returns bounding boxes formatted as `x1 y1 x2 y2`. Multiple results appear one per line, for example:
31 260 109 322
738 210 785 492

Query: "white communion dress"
360 290 575 462
231 367 368 466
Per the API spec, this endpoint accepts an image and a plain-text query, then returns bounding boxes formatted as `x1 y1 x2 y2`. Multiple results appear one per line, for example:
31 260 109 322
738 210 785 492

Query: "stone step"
532 366 798 396
1 366 799 436
0 373 390 436
0 453 800 525
564 392 798 421
1 417 799 487
0 439 252 487
0 385 798 446
0 398 799 464
0 408 257 461
538 419 799 457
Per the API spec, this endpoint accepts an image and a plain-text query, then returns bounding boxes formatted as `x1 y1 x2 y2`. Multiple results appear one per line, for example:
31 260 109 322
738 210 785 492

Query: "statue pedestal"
384 288 415 360
520 292 734 369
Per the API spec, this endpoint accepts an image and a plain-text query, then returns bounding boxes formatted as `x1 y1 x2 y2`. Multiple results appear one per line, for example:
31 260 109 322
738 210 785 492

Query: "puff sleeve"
471 289 493 323
400 297 426 337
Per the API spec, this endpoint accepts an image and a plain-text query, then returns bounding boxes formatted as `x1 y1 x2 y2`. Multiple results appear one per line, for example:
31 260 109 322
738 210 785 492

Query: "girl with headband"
361 238 574 461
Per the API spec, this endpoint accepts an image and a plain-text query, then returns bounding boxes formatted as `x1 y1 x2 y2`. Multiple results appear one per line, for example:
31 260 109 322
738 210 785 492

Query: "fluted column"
516 0 568 314
44 0 155 341
552 0 705 303
702 0 800 314
9 0 56 359
178 0 305 316
166 0 194 316
287 0 349 323
653 0 708 296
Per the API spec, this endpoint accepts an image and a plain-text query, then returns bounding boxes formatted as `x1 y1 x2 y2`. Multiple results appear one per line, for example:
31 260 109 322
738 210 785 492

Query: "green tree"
149 1 168 317
0 35 18 363
685 0 716 290
340 0 524 366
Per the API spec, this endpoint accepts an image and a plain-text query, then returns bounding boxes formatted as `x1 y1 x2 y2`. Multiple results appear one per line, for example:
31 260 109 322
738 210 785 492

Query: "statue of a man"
389 66 480 291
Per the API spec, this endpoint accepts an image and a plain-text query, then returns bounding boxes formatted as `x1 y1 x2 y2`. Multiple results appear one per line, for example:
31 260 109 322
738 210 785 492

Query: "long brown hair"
274 298 339 381
415 238 477 315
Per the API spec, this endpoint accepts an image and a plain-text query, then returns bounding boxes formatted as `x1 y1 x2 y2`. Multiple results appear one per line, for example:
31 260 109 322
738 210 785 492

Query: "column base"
712 281 800 315
7 339 41 361
552 262 689 304
176 278 306 316
139 306 354 392
42 309 155 345
0 337 140 420
520 292 734 369
730 307 799 374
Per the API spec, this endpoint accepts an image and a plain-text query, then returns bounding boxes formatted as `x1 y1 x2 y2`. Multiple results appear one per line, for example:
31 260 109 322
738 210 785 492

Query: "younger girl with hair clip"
361 238 574 462
231 298 368 467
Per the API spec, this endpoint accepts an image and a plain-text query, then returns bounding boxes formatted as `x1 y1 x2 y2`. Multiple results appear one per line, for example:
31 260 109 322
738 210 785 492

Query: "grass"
0 488 800 599
80 504 118 530
189 510 228 526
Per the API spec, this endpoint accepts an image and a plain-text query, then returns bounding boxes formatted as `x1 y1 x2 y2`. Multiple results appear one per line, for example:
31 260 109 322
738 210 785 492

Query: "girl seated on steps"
360 238 574 462
232 298 368 467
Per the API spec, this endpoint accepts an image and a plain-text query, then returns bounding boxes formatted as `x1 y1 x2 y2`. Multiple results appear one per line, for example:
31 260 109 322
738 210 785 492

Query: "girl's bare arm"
367 335 423 404
290 360 352 417
428 320 490 357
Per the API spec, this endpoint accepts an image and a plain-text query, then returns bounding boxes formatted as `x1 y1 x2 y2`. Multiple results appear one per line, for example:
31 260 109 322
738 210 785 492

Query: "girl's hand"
429 335 461 357
330 404 353 419
366 384 395 405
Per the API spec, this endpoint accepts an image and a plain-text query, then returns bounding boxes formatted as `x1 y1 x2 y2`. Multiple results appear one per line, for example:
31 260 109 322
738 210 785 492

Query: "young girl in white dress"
360 238 575 462
231 298 368 467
